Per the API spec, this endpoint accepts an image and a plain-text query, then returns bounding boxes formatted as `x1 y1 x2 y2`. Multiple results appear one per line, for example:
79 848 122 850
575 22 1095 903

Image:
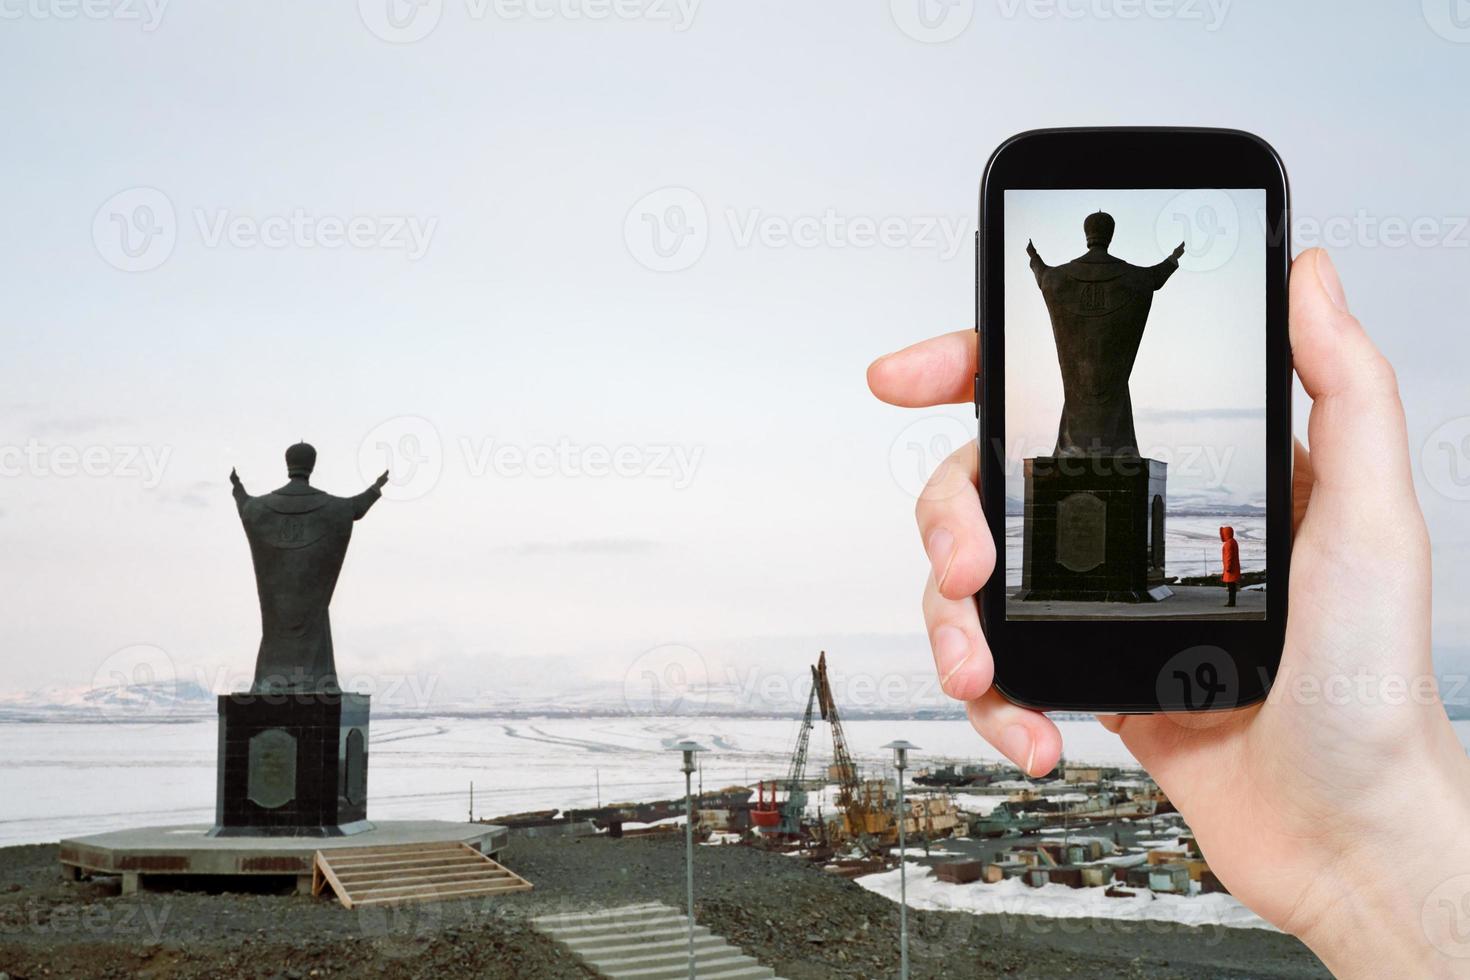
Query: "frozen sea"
6 714 1470 850
0 715 1129 848
1004 514 1266 587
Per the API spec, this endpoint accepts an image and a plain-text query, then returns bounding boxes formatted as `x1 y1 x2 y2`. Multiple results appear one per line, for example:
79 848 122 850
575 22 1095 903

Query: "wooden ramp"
313 841 532 908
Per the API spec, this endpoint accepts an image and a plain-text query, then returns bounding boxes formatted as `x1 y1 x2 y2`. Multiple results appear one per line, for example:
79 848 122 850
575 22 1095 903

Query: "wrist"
1297 745 1470 976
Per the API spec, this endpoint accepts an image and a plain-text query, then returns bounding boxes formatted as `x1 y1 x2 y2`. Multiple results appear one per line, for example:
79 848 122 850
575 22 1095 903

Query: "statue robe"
1029 245 1179 456
233 477 381 692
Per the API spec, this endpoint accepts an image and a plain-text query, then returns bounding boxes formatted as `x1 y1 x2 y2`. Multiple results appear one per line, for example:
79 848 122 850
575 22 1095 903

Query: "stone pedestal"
1017 456 1172 603
208 691 372 838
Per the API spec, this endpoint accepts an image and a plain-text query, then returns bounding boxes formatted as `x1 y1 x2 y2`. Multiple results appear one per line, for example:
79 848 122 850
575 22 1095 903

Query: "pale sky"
1005 188 1267 510
2 0 1469 700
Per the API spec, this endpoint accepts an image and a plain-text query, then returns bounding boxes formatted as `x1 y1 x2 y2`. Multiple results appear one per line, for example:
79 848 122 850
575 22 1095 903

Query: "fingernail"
1315 248 1348 313
926 528 957 591
1001 724 1034 775
933 625 972 690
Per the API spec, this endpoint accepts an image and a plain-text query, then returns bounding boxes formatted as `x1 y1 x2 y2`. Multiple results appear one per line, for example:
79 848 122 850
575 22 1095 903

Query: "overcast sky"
2 1 1468 701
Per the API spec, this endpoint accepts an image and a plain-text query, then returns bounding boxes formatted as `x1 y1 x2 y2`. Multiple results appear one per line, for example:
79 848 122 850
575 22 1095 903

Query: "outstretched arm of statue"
229 467 248 510
1150 242 1186 289
351 470 390 520
1026 239 1047 282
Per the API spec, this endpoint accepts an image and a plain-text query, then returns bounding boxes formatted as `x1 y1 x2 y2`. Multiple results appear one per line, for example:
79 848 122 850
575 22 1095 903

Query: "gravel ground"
0 835 1329 979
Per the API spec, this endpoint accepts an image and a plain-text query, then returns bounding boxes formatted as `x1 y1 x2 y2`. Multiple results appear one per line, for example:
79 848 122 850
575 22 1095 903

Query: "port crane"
754 651 900 848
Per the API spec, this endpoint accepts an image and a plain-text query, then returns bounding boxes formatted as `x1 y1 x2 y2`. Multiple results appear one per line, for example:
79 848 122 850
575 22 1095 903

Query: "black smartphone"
976 128 1291 713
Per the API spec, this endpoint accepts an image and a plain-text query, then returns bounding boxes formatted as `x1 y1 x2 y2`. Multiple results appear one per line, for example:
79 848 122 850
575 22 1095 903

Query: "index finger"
867 329 977 408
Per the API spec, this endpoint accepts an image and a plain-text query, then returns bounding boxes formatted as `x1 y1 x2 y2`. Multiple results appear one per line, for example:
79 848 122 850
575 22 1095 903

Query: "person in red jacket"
1220 526 1241 607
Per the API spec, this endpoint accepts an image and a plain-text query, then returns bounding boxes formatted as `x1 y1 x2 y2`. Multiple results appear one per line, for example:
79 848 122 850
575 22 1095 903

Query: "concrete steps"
532 902 783 979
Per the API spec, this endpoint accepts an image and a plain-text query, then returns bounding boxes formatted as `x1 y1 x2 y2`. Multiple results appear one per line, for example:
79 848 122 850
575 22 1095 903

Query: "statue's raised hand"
1170 241 1186 261
1025 238 1039 259
229 467 242 487
374 469 390 490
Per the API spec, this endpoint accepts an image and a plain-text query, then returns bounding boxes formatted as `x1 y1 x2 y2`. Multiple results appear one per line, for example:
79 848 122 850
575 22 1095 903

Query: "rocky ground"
0 835 1329 979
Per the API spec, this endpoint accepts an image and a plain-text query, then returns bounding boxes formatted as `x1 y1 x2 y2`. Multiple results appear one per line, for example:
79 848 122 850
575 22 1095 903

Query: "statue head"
1083 211 1115 249
285 441 317 479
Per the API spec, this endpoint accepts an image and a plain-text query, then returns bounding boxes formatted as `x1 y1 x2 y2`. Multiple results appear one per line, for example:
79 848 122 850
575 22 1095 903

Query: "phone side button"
974 373 981 418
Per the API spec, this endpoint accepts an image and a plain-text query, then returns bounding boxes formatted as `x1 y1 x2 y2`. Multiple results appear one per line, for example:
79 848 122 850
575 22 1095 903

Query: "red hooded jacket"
1220 526 1241 583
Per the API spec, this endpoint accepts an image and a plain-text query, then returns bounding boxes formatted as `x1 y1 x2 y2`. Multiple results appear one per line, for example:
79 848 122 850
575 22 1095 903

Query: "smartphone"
976 128 1291 712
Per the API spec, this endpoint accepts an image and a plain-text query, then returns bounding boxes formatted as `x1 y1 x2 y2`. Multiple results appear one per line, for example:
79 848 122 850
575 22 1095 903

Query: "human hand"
866 248 1469 975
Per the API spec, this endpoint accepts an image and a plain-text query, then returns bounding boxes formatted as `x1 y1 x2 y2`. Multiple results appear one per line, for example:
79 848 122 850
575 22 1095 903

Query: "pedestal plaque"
1018 456 1172 603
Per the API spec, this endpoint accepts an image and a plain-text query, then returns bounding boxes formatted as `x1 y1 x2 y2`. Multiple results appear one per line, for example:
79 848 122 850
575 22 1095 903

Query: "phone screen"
1002 188 1268 623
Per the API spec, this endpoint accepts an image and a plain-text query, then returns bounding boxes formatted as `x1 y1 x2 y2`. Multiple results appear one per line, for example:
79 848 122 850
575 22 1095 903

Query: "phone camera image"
1003 189 1268 623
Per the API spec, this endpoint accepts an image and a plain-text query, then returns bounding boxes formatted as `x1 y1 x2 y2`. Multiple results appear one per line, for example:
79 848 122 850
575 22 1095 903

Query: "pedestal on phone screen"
1017 455 1172 603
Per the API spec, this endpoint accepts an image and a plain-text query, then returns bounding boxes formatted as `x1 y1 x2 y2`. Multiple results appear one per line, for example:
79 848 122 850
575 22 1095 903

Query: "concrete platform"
1006 585 1266 621
59 820 508 894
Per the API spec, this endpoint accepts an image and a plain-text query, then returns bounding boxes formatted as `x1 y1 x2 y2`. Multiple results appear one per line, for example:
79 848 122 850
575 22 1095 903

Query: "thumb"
1290 248 1417 519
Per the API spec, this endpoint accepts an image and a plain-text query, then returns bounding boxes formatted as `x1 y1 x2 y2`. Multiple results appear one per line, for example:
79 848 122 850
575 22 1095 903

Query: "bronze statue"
1027 212 1184 456
230 443 388 693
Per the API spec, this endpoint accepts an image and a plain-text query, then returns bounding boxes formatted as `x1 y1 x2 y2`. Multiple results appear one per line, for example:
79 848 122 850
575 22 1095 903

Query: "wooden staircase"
312 841 532 908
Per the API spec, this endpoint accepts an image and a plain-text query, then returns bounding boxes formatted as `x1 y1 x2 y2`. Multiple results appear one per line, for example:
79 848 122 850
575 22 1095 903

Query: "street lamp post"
883 740 919 980
672 739 706 980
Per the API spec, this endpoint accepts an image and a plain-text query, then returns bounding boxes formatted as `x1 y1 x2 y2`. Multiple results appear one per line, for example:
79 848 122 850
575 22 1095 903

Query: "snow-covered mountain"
0 679 215 722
